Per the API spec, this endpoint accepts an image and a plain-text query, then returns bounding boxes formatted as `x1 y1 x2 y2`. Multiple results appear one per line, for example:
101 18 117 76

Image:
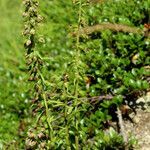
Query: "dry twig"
117 107 128 150
71 23 143 36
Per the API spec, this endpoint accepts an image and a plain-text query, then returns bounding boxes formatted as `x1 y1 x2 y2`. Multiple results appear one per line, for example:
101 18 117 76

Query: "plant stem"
117 107 128 150
43 93 53 140
74 0 82 149
64 85 71 150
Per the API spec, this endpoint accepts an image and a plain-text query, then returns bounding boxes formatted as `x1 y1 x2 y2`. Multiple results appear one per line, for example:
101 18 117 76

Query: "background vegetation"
0 0 28 147
0 0 149 149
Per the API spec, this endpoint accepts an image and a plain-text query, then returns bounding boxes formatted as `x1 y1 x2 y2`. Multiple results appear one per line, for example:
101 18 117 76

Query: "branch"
71 23 143 36
89 0 105 4
86 94 114 104
117 107 128 150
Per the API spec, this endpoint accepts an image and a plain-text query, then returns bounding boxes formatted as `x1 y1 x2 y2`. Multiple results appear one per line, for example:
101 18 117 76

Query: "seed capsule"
27 131 35 139
37 132 45 139
28 77 34 81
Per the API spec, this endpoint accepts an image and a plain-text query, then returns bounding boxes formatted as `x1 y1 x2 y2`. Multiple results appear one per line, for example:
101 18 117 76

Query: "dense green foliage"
0 0 149 149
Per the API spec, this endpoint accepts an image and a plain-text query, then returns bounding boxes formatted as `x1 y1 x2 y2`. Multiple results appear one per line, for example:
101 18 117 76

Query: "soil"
124 92 150 150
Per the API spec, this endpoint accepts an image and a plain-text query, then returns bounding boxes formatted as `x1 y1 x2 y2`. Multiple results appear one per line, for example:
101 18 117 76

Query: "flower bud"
30 29 35 35
38 37 45 43
37 15 43 23
23 29 30 36
26 40 32 46
22 12 28 17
